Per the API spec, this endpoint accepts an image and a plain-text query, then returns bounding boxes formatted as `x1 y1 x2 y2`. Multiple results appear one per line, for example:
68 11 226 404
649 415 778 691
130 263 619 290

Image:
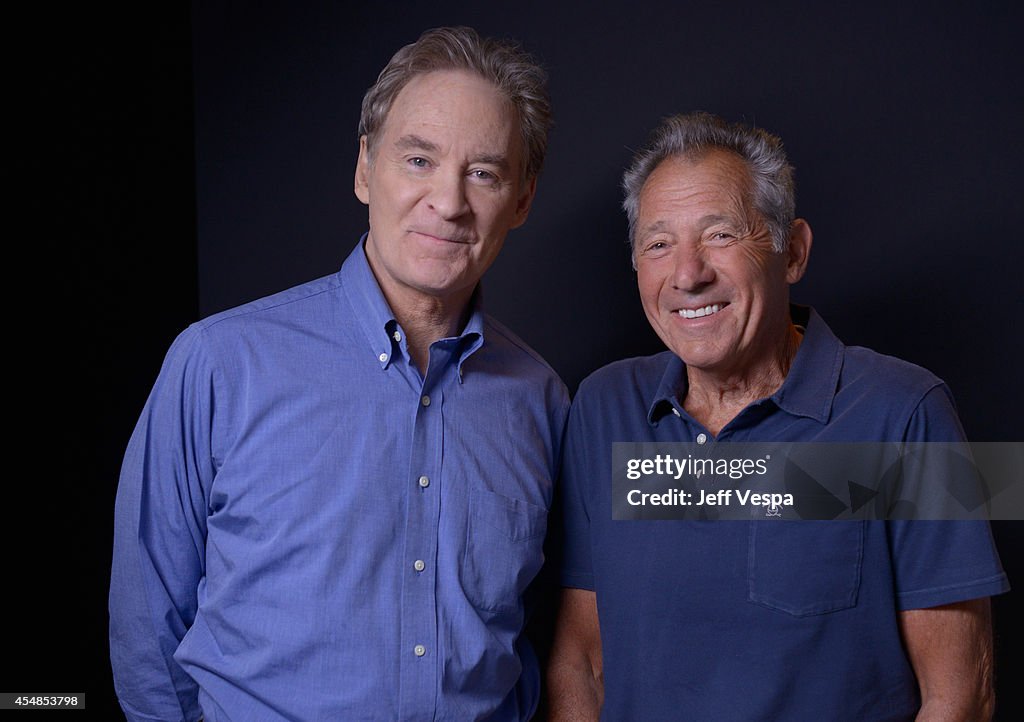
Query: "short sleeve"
889 384 1010 610
557 394 597 591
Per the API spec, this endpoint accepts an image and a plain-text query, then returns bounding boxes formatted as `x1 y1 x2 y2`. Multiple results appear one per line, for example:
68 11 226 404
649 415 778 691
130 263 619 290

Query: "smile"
412 230 472 244
677 303 726 319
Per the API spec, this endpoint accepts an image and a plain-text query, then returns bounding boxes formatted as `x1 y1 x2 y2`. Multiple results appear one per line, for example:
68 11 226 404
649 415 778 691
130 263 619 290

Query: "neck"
394 293 472 373
683 323 803 436
362 236 476 373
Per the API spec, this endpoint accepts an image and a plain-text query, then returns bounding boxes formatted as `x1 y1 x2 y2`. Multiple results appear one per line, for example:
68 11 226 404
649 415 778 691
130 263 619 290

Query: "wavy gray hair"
359 26 552 181
622 112 795 257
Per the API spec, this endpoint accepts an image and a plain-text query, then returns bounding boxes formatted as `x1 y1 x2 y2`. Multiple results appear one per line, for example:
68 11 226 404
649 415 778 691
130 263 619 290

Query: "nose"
671 244 716 291
427 171 471 220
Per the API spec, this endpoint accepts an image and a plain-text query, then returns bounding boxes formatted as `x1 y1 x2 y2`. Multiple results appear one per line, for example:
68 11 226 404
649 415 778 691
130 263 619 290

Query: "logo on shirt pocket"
747 521 864 616
461 488 547 615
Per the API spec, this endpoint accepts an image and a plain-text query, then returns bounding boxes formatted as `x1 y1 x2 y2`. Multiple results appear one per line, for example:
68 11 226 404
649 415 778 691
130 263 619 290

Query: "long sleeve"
108 247 569 719
109 325 216 722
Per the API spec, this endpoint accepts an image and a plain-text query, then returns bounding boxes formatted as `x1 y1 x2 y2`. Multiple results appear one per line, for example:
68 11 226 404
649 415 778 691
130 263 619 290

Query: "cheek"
476 194 520 231
376 172 421 206
636 268 665 310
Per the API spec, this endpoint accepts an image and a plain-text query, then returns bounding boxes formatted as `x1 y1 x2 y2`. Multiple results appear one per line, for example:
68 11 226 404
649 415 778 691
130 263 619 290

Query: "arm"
547 588 603 721
109 328 213 722
898 598 994 722
892 385 1006 721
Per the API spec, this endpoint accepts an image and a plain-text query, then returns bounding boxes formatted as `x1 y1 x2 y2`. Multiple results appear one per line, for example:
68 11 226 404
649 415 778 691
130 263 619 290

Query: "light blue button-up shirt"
110 239 569 721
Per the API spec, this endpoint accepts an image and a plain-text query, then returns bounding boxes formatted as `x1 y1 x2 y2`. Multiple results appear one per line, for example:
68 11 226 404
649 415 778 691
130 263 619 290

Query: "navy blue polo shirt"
560 306 1008 721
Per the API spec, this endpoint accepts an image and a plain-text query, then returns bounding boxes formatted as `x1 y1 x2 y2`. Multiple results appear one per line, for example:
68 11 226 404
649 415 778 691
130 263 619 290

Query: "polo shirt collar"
645 304 844 426
770 305 843 423
647 354 688 425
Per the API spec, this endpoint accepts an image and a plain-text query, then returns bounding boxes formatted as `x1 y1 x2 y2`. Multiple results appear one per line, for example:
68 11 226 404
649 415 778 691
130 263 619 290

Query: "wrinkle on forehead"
399 71 513 131
641 150 780 270
371 70 521 165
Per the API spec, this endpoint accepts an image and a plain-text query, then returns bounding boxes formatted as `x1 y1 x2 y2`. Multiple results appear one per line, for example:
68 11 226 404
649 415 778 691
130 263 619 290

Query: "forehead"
638 149 753 220
379 70 520 150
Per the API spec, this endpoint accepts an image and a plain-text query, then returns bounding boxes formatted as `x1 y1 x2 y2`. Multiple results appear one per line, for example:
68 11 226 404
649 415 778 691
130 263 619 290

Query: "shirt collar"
646 305 844 426
647 354 688 425
769 305 844 423
455 288 486 379
339 235 485 371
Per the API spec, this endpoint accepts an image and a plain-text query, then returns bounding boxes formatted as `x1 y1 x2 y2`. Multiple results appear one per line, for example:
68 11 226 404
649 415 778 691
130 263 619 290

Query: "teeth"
678 304 723 319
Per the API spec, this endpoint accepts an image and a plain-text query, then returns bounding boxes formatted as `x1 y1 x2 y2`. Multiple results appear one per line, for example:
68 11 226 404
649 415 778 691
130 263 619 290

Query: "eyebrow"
469 153 511 171
698 214 733 226
393 134 510 171
641 215 733 230
394 134 440 154
638 220 669 237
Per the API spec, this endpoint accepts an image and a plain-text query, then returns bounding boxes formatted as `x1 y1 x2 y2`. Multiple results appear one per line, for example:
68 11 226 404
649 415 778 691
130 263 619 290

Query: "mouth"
676 303 727 319
411 230 472 244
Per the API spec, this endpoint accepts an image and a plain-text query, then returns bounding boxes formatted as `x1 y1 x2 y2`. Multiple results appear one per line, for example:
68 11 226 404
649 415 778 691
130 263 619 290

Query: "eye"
706 231 736 246
468 168 499 185
640 240 671 257
407 156 431 169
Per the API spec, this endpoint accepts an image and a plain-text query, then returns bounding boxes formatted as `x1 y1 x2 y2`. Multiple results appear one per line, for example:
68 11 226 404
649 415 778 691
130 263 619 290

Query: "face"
354 70 535 310
634 150 811 377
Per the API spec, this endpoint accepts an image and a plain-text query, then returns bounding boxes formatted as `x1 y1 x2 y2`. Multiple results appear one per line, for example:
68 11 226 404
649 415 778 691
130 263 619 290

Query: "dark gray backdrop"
77 0 1023 718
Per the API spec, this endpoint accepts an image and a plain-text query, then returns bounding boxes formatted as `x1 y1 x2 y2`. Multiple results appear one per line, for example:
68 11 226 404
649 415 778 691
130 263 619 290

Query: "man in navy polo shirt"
547 113 1008 720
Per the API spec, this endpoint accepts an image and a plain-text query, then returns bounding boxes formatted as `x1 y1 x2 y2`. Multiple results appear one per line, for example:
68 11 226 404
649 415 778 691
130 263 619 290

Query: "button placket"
398 384 444 715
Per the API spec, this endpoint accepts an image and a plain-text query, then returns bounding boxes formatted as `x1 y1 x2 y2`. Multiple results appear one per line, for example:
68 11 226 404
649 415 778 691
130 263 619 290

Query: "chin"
671 345 729 370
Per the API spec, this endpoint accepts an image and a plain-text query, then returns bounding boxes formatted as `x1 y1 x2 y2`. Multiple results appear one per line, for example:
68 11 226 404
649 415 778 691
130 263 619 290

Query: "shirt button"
378 352 388 363
393 331 402 342
696 433 707 445
418 476 430 488
414 644 426 657
672 407 681 417
420 395 431 407
413 559 425 572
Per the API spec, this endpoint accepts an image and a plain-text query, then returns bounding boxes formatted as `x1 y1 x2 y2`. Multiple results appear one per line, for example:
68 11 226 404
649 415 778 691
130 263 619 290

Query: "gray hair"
359 26 552 181
622 112 796 255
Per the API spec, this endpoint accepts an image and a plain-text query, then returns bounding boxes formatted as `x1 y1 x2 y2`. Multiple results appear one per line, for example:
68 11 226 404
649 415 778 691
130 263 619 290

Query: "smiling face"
634 150 811 379
354 70 536 314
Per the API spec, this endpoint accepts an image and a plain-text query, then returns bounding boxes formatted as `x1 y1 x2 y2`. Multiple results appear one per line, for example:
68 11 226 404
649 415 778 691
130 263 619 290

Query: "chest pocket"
461 488 547 615
747 521 865 616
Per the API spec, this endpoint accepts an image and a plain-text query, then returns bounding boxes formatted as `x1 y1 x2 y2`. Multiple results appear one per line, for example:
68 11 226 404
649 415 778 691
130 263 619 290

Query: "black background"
38 0 1024 718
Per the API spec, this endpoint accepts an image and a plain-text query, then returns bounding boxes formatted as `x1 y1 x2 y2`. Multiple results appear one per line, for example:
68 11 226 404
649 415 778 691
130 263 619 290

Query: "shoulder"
194 273 344 338
796 309 960 438
835 345 963 440
154 274 346 382
843 344 937 389
803 307 947 404
841 345 945 398
481 314 568 392
577 351 676 400
570 351 677 426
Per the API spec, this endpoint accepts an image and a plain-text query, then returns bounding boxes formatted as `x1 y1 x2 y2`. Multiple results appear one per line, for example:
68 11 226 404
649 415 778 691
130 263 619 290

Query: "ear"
354 135 371 206
785 219 813 284
508 175 538 230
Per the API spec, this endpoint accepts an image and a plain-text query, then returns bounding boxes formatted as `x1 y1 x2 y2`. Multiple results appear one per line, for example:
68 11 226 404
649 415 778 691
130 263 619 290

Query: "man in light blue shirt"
110 26 569 721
